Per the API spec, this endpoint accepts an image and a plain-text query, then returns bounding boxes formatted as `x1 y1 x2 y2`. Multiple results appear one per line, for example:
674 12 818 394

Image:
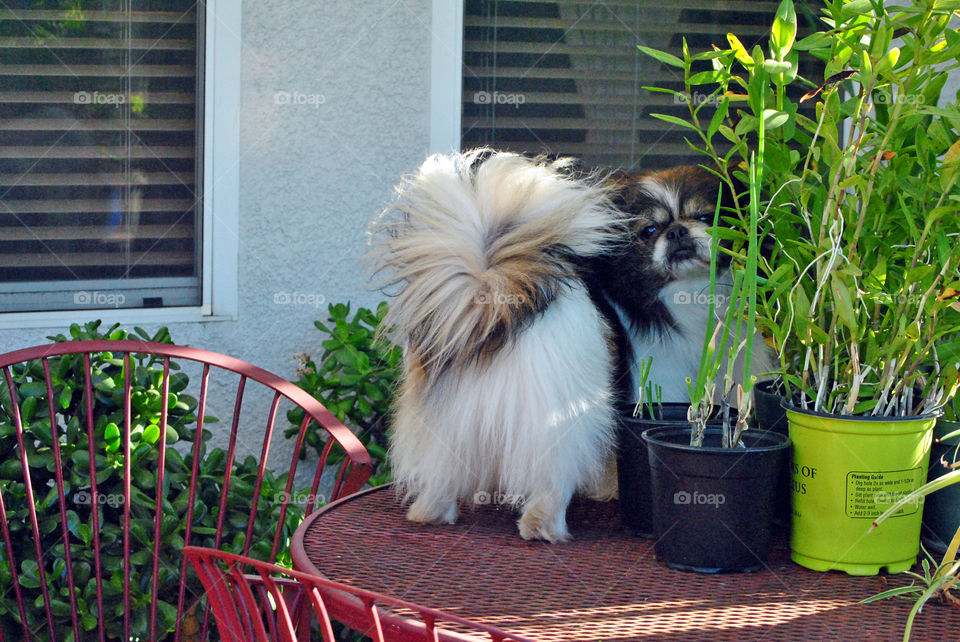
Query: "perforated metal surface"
298 487 960 641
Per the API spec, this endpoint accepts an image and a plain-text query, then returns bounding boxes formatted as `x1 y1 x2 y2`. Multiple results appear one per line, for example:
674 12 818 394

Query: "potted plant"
639 146 791 572
759 0 960 575
640 0 960 575
616 49 791 566
865 461 960 639
637 0 960 573
618 363 741 538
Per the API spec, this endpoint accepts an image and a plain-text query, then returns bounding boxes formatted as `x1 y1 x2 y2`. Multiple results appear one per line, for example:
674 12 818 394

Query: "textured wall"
0 0 433 465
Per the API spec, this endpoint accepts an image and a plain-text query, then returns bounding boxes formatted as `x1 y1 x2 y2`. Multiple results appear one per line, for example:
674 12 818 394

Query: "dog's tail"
369 149 621 371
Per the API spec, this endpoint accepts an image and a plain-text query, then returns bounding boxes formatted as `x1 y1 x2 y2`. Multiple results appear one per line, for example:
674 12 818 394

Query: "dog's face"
612 165 728 282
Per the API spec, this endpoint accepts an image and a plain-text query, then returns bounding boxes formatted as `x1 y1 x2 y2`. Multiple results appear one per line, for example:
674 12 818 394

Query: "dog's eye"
695 213 713 223
639 224 657 240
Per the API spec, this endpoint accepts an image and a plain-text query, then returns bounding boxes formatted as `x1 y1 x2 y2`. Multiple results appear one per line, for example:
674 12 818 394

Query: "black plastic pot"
754 380 789 434
753 380 791 528
642 426 791 572
617 404 733 537
922 419 960 555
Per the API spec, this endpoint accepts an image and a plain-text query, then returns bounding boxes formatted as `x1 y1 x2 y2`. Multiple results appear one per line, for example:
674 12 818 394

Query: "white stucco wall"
0 1 435 464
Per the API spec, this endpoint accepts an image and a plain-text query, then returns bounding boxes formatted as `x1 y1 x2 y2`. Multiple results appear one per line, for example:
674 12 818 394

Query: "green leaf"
142 423 160 444
735 114 759 136
770 0 797 58
841 0 873 19
717 124 739 144
763 109 789 130
727 33 752 67
637 45 683 68
20 396 37 423
688 71 724 85
21 379 48 397
104 422 120 441
707 100 730 141
50 599 73 618
831 274 859 337
58 385 73 409
650 113 700 131
795 32 833 51
19 560 40 588
861 585 925 603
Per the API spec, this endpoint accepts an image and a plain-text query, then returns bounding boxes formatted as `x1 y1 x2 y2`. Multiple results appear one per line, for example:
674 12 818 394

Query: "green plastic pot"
786 405 936 575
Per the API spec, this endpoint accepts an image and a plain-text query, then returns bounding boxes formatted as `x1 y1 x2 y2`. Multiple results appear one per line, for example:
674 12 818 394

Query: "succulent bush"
286 302 400 487
0 322 307 640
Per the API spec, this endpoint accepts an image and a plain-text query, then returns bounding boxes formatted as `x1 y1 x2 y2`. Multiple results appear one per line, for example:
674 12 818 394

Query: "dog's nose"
666 225 689 241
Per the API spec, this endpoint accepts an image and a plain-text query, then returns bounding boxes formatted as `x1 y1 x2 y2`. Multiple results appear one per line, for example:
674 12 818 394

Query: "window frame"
0 0 240 329
430 0 464 154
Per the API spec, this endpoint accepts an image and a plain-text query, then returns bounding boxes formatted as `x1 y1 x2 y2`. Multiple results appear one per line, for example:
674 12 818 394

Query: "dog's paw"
406 497 458 525
517 506 571 543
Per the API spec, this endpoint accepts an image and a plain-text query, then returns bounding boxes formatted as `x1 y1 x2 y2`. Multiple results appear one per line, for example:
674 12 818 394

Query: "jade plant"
0 321 308 640
286 302 400 486
640 0 960 421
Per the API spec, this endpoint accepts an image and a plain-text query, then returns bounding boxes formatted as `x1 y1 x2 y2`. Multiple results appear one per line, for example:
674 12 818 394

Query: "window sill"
0 306 236 331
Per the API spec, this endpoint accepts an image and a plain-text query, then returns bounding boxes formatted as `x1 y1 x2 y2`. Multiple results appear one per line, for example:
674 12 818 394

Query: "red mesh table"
292 486 960 641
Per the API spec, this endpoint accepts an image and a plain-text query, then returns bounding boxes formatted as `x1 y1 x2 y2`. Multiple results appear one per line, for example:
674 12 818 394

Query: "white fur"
370 150 619 370
639 176 679 219
615 271 777 404
391 281 616 543
372 150 620 543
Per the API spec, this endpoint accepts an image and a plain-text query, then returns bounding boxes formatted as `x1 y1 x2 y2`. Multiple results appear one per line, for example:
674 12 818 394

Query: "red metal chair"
0 340 371 642
183 546 531 642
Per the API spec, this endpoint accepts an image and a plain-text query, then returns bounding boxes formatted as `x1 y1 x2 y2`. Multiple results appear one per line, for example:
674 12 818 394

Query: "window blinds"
0 2 202 312
462 0 819 171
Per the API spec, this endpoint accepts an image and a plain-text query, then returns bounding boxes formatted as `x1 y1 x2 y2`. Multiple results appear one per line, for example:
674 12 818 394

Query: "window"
0 1 209 314
461 0 819 170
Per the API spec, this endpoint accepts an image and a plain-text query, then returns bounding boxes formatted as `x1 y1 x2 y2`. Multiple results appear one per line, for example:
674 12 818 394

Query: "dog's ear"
603 170 644 212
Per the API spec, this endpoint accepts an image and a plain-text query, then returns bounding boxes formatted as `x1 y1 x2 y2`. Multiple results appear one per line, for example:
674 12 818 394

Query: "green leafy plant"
640 0 960 418
633 357 665 420
864 464 960 640
0 321 308 640
286 302 401 487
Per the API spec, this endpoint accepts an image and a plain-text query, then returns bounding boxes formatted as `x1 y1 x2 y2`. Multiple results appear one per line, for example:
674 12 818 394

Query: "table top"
293 485 960 641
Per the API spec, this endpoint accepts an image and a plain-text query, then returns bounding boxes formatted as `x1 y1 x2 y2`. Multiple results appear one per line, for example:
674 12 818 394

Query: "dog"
587 165 777 407
369 149 623 543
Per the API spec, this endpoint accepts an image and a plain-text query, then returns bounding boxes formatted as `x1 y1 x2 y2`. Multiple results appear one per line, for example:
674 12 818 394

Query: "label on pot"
844 468 924 519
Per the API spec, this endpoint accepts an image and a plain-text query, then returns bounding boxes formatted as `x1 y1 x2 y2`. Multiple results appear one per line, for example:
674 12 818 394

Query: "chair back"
183 546 531 642
0 340 371 642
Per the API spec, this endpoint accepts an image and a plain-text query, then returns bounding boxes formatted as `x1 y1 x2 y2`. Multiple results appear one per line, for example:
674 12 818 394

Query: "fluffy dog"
369 150 622 543
589 165 776 406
